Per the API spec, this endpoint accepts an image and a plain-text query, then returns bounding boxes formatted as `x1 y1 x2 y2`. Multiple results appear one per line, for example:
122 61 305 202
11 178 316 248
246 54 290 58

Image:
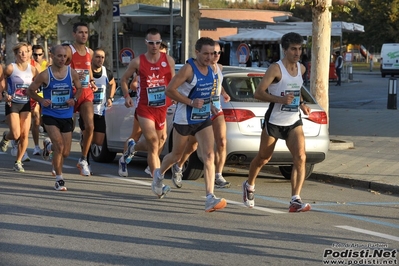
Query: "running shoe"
118 157 128 177
151 168 170 199
171 163 183 188
13 161 25 173
123 138 136 164
42 138 52 161
242 181 255 208
289 199 311 213
32 145 41 155
215 175 231 189
54 179 67 191
0 131 9 152
144 166 152 177
77 158 91 176
205 195 227 212
11 140 18 156
22 152 30 162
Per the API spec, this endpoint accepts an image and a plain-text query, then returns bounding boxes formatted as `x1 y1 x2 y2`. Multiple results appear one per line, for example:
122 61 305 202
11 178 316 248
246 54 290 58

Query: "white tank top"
266 60 303 126
7 63 33 104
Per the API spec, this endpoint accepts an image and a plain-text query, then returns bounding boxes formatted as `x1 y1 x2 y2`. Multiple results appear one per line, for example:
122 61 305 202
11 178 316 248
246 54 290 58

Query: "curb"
309 172 399 195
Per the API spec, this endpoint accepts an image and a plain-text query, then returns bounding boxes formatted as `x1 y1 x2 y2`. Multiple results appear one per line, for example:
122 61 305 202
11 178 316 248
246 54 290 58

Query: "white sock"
291 195 301 201
55 175 63 181
216 173 222 178
246 183 255 191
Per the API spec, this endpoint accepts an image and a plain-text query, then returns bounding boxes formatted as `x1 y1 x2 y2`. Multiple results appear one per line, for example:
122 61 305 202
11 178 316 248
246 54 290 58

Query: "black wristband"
300 101 306 105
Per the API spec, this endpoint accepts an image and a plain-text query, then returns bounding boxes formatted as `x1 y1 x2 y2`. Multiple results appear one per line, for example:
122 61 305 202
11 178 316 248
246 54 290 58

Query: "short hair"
94 47 105 53
195 37 215 52
146 28 161 38
281 32 303 50
50 45 65 55
73 22 89 33
13 42 28 55
32 44 44 51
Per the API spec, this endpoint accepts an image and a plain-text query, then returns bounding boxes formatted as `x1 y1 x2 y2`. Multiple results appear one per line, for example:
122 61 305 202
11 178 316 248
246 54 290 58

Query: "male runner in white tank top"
242 32 312 212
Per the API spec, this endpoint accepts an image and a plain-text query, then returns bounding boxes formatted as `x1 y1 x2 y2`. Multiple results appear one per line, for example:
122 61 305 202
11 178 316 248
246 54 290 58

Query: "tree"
96 0 113 70
20 0 68 59
0 0 39 64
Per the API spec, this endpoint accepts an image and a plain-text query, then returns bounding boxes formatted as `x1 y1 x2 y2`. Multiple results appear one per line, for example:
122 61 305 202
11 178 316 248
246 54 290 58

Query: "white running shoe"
144 166 152 177
11 140 18 156
77 158 91 176
118 157 128 177
54 179 67 191
123 139 136 164
42 138 52 161
32 145 41 155
151 169 170 199
22 152 30 162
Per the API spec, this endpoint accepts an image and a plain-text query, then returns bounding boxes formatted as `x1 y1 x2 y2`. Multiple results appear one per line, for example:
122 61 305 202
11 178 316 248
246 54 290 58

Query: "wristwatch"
300 101 306 105
73 97 78 102
109 97 114 102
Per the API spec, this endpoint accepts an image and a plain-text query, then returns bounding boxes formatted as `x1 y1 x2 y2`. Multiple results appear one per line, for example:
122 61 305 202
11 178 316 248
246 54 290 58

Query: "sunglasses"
146 39 162 45
213 51 221 55
33 53 43 56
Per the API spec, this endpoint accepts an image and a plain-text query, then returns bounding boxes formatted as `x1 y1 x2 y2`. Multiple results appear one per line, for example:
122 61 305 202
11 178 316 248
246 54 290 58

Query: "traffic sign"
119 47 134 65
113 4 120 23
236 43 250 64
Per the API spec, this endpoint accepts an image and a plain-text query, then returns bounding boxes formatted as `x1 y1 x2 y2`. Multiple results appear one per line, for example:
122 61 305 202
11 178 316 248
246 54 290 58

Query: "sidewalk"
311 103 399 195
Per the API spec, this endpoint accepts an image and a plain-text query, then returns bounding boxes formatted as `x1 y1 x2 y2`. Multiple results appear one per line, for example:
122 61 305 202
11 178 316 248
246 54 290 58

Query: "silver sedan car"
92 66 329 180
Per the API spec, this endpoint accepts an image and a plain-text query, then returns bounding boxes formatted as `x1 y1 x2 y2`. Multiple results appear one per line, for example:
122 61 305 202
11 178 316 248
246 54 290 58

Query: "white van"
380 43 399 77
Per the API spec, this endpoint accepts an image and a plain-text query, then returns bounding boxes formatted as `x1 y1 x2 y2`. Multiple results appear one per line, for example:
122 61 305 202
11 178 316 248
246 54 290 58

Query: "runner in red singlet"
64 21 98 176
118 28 175 190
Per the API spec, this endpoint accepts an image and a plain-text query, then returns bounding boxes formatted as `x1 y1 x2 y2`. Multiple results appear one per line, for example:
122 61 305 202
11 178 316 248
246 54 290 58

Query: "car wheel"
182 151 204 180
279 164 314 180
91 136 117 163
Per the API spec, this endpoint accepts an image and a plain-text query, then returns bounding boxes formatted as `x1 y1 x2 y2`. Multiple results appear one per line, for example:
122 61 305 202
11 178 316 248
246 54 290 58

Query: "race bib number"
51 89 70 109
190 98 211 120
93 86 105 104
212 95 221 110
147 86 166 107
13 84 29 101
281 89 300 112
77 69 90 88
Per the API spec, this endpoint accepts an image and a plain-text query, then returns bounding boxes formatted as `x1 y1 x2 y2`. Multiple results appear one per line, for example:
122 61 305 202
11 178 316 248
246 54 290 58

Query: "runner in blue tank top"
28 45 83 191
152 37 227 212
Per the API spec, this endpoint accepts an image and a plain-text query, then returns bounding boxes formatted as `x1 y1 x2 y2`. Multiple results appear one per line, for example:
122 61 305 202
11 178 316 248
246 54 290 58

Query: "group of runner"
0 23 312 213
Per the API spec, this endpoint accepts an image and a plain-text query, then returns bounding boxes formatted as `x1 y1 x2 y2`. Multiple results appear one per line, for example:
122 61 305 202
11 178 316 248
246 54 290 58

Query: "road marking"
102 174 151 186
29 158 74 168
336 225 399 242
225 199 286 214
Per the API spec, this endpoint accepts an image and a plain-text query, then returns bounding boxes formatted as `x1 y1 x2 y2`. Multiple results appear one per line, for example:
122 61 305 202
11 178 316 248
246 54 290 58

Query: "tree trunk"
310 0 332 118
189 0 200 58
98 0 113 71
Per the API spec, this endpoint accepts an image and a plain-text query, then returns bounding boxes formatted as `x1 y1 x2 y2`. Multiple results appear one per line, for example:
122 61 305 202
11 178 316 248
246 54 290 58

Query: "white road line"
102 174 286 214
102 174 151 186
336 225 399 242
29 158 75 168
225 199 286 214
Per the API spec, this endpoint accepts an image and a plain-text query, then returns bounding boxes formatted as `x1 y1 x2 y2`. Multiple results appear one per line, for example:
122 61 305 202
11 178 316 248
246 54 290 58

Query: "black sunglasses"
213 51 221 55
33 53 43 56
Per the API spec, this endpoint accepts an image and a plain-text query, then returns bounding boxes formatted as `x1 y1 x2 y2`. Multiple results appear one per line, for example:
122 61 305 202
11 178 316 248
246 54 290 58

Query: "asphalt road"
1 73 398 265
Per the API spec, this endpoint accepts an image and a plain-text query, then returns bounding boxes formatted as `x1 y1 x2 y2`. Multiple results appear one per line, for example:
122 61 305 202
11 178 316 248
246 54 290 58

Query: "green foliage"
0 0 40 33
21 0 68 40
